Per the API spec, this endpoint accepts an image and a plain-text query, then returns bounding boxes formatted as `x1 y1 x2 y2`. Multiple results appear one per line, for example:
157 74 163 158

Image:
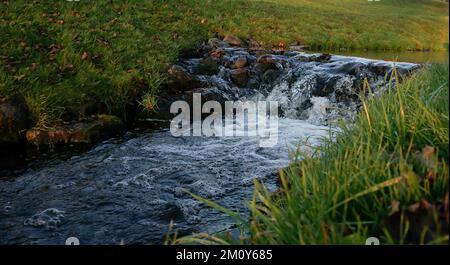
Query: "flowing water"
0 119 330 245
0 47 421 245
311 50 449 64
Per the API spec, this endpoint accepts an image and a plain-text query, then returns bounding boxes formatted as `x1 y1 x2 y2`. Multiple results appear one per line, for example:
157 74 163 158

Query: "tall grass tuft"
183 64 449 245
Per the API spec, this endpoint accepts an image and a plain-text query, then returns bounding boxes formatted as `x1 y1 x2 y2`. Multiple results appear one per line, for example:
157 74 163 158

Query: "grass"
178 64 449 245
206 0 449 51
1 0 449 128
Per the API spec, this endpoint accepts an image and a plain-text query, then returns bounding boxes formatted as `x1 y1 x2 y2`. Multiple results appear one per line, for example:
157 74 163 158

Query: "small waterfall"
178 47 419 126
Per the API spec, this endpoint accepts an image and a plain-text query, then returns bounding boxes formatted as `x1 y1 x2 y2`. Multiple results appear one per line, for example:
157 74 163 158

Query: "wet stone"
223 35 245 47
0 96 30 145
197 57 220 75
230 56 248 69
230 68 249 87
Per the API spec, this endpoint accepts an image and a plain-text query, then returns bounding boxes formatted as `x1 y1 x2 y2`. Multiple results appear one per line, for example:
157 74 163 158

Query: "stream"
0 43 425 244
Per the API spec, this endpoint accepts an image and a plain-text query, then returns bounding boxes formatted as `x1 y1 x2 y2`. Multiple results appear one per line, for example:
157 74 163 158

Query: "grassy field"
0 0 449 128
180 64 449 245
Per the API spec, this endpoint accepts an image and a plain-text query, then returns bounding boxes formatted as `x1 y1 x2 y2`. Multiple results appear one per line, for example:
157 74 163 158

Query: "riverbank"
1 0 449 148
182 64 449 245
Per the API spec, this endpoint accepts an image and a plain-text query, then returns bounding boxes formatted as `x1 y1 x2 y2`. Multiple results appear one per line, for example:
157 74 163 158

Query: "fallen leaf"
408 199 433 213
97 38 110 47
91 53 101 62
422 146 436 163
413 145 438 181
425 170 436 181
48 44 62 55
414 145 437 168
408 202 421 213
14 74 25 81
420 199 433 210
389 200 400 216
385 199 445 244
81 52 89 61
108 18 118 24
71 11 81 18
59 64 75 74
73 34 81 42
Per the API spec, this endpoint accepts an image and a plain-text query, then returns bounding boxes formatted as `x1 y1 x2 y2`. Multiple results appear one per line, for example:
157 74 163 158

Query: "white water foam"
24 208 65 230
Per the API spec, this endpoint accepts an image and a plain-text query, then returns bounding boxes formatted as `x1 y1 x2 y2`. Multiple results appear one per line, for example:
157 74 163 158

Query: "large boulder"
230 68 249 87
186 87 236 120
257 54 275 65
261 69 280 83
206 38 229 50
166 65 206 91
0 96 29 145
256 54 281 71
189 87 233 105
209 48 226 59
196 57 220 75
230 56 248 69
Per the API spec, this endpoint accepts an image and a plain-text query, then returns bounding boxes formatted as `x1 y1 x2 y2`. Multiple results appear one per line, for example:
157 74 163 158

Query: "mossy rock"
0 96 30 146
26 115 125 146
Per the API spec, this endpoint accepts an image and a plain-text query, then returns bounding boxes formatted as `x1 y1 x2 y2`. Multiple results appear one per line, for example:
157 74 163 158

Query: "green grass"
207 0 449 51
178 64 449 245
1 0 449 128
